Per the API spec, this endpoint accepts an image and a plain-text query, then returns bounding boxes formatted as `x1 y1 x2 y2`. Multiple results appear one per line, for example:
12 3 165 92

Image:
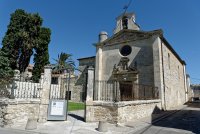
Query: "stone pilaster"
95 46 102 100
152 37 165 110
85 66 94 122
38 65 52 123
86 66 94 102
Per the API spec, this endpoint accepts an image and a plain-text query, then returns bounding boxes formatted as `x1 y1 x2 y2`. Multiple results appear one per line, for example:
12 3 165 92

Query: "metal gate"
50 76 68 100
49 73 85 121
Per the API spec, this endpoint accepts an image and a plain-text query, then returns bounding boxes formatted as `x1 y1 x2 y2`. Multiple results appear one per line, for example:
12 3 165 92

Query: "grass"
68 101 85 111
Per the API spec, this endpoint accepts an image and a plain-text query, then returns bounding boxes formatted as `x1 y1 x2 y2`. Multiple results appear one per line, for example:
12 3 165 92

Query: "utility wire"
123 0 133 14
115 0 133 33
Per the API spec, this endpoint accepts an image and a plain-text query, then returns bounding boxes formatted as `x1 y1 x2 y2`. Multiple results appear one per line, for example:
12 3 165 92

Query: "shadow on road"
68 113 84 121
149 102 200 134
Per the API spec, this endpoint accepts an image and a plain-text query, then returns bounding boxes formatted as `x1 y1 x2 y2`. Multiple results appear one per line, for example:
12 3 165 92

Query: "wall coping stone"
90 99 161 107
0 98 40 105
0 98 9 105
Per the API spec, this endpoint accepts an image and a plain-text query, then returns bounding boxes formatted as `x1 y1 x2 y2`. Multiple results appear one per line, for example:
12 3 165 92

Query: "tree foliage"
1 9 51 82
2 9 43 72
0 49 14 84
53 52 75 73
32 28 51 82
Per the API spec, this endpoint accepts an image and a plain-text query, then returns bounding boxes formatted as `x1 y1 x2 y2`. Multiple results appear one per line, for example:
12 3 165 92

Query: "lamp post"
66 69 71 120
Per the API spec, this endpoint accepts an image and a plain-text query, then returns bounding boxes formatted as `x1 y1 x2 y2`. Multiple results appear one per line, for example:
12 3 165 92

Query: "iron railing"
0 78 42 99
50 84 62 99
12 81 42 99
94 80 159 102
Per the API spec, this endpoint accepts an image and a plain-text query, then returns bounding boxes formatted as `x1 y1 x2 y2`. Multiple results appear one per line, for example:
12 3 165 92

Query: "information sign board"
47 100 67 121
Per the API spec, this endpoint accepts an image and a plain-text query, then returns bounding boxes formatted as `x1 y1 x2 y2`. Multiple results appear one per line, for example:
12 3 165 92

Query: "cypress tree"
0 49 14 84
32 28 51 82
1 9 51 82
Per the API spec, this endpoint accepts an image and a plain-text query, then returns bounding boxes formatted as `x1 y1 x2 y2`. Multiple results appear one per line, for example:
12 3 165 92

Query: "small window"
51 77 58 84
178 66 180 79
120 45 132 56
168 53 170 69
122 16 128 29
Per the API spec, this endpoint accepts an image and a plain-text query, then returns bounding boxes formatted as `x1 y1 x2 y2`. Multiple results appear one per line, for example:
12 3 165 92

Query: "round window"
120 45 132 56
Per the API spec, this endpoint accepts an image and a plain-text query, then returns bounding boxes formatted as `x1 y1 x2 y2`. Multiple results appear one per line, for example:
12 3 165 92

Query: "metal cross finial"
123 0 133 14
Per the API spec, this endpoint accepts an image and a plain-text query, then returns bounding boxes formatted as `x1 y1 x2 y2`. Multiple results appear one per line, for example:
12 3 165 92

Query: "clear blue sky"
0 0 200 84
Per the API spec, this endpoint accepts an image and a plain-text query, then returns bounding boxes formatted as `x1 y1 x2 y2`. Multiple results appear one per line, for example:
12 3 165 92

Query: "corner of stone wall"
0 98 41 127
0 98 9 127
85 101 94 122
85 100 162 124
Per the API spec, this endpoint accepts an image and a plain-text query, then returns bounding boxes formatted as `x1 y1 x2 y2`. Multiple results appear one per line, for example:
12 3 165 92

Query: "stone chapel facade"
80 12 190 123
93 12 188 110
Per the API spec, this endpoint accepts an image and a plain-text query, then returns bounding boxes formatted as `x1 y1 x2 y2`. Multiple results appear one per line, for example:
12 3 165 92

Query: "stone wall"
85 100 161 123
68 77 86 102
152 37 187 110
0 99 7 127
161 40 186 110
71 85 85 102
0 98 40 127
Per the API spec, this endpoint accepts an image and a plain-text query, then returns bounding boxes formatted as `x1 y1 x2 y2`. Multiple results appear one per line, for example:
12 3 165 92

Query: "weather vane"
123 0 133 14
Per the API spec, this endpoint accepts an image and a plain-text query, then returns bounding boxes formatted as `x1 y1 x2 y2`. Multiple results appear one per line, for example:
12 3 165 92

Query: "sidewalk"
1 106 186 134
0 127 41 134
31 110 135 134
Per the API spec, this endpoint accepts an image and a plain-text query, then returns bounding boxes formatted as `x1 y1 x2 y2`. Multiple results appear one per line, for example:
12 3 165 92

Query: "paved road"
0 128 42 134
133 103 200 134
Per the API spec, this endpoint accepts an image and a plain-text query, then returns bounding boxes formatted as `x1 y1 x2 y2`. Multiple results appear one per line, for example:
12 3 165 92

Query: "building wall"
98 37 156 86
76 57 95 102
85 100 161 123
161 40 186 110
95 35 187 110
78 57 95 67
191 85 200 98
193 90 200 98
0 99 40 127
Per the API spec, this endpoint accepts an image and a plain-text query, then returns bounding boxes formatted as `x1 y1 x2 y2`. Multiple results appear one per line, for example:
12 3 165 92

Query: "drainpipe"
161 41 167 110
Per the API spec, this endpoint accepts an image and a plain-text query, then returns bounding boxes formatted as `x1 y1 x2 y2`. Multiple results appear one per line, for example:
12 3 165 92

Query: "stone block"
97 121 108 132
25 118 37 130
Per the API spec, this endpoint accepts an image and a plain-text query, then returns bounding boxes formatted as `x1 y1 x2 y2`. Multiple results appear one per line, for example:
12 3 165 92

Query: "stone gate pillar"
85 66 94 122
38 65 52 123
86 66 94 102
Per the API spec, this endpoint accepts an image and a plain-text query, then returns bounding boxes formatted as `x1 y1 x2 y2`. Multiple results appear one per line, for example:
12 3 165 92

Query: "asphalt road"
134 103 200 134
